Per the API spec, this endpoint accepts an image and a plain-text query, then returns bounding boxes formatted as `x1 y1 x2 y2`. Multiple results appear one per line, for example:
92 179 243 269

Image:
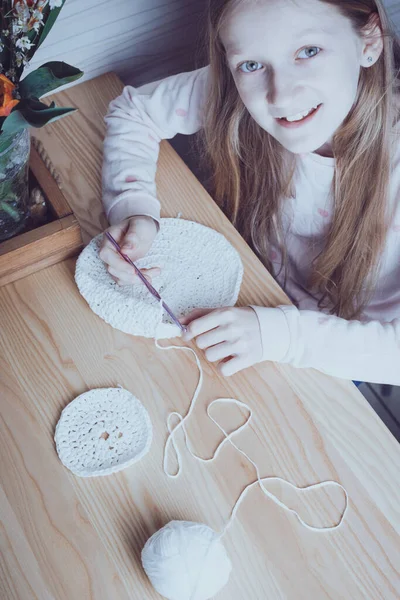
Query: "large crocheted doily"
54 387 152 477
75 218 243 339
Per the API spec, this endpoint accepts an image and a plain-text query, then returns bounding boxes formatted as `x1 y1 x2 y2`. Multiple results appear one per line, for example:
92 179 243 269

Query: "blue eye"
298 46 321 59
238 60 263 74
237 47 321 73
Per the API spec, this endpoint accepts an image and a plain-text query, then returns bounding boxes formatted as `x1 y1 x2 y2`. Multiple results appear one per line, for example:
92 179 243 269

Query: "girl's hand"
180 306 263 376
99 215 160 285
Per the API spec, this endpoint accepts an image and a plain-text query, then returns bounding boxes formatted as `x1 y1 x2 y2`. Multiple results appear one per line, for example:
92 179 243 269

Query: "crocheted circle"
75 218 243 339
54 387 152 477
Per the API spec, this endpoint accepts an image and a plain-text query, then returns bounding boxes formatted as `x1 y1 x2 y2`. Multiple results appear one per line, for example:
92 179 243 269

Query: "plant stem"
0 199 19 220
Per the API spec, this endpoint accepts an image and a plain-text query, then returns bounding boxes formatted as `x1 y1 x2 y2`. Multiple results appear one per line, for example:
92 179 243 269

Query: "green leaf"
0 200 20 220
35 0 67 52
0 97 76 139
19 62 84 99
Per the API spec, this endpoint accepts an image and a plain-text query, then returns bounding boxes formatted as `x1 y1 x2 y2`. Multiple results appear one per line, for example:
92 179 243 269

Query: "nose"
265 65 303 111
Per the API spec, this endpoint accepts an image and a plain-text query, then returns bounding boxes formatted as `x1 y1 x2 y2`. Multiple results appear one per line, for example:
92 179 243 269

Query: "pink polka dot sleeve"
102 66 210 226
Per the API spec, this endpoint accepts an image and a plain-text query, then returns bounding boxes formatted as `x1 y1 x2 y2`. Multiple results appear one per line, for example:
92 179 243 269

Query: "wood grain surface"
0 214 82 287
1 73 399 600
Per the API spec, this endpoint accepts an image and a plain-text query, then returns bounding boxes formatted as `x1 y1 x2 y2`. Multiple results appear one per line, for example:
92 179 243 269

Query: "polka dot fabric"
75 218 244 339
54 387 153 477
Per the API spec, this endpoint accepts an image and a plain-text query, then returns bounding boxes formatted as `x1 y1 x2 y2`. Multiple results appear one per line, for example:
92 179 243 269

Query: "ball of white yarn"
141 520 232 600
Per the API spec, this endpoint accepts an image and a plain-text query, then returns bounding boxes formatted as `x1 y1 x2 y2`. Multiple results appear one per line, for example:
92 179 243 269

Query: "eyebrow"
225 27 333 57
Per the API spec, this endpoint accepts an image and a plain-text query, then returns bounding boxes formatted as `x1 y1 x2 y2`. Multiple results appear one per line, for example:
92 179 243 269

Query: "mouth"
275 103 323 129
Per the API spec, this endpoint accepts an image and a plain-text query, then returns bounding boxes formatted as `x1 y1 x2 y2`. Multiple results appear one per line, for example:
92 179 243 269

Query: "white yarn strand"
143 307 349 600
156 337 349 534
156 340 252 479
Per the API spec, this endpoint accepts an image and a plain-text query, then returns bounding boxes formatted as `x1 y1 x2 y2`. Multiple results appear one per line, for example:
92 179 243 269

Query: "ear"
360 12 384 67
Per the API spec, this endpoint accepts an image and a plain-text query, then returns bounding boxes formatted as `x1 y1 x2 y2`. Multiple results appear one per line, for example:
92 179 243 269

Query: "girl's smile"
275 102 323 128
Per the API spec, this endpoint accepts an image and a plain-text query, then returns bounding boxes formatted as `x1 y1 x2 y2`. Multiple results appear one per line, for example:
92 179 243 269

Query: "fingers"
120 218 142 260
219 355 249 377
99 223 129 268
101 221 127 246
108 266 161 286
100 219 161 285
182 308 234 341
179 308 215 327
103 249 160 283
180 307 241 366
204 341 239 363
179 306 259 378
100 241 160 282
101 246 132 271
99 222 141 267
195 325 230 350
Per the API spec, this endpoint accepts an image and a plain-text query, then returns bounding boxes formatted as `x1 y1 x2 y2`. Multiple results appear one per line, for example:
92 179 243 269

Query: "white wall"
385 0 400 29
27 0 206 89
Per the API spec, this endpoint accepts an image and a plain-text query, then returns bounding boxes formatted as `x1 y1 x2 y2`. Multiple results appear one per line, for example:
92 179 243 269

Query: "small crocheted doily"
75 218 243 339
54 387 152 477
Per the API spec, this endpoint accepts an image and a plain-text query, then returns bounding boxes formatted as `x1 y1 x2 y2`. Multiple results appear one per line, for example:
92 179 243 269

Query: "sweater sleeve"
251 304 400 385
102 66 210 226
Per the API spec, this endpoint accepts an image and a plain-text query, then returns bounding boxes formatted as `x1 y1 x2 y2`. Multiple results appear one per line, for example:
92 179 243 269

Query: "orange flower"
0 75 20 117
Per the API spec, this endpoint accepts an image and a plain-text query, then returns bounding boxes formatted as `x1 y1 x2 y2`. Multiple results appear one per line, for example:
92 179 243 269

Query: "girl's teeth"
282 105 318 122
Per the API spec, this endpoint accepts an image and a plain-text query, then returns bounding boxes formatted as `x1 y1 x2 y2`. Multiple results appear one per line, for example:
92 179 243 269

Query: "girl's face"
221 0 381 157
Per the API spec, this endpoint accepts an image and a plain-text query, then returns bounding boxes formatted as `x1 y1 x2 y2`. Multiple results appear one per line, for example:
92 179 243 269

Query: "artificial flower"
16 36 33 50
0 74 19 117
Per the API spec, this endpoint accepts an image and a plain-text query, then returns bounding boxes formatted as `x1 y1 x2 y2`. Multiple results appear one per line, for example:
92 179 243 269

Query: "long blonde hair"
194 0 400 319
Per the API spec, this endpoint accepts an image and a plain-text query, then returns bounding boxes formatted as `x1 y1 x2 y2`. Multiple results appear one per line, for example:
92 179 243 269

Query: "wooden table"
1 73 399 600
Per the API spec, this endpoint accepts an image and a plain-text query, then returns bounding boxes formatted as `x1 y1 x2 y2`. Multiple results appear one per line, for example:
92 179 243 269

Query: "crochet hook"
105 231 187 333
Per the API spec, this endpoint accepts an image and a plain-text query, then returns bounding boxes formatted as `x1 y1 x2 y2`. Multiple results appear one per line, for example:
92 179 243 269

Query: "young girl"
100 0 400 385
